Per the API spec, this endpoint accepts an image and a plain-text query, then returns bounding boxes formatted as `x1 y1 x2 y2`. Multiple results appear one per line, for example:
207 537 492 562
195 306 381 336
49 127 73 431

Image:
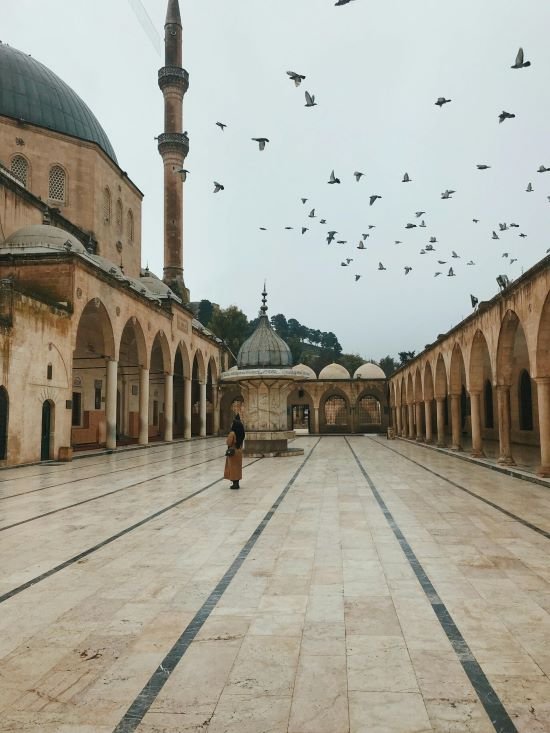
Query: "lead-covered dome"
0 43 117 163
1 224 87 254
354 362 386 379
319 362 351 380
237 287 293 369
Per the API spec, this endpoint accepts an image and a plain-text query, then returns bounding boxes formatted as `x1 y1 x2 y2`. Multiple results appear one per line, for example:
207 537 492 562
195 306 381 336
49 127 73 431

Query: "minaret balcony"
158 66 189 93
157 132 190 158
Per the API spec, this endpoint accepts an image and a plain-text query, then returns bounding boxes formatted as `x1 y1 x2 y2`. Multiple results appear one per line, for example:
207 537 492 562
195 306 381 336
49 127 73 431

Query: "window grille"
48 165 66 203
10 155 28 187
127 209 134 242
103 188 112 223
116 199 123 234
324 396 347 425
358 396 382 424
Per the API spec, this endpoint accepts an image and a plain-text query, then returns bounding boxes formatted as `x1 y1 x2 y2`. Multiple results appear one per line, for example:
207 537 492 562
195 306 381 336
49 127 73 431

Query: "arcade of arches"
388 259 550 476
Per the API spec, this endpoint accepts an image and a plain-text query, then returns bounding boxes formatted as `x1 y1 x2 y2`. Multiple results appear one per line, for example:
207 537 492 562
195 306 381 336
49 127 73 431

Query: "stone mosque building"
0 0 389 467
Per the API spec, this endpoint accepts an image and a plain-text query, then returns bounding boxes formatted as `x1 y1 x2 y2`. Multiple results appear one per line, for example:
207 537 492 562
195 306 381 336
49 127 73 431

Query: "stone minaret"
158 0 190 302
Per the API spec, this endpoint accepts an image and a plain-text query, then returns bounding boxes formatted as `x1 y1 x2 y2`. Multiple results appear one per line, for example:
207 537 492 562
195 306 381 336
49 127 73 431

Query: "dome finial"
260 281 268 315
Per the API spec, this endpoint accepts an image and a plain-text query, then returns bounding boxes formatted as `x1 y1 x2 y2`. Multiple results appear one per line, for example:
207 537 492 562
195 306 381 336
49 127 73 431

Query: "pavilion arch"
423 362 434 401
496 310 530 386
319 387 350 433
434 353 447 399
150 330 171 375
414 367 423 403
356 390 383 430
207 356 219 385
119 317 147 369
192 349 206 384
287 385 314 432
536 291 550 379
469 330 493 392
449 343 467 395
174 340 191 378
74 299 115 359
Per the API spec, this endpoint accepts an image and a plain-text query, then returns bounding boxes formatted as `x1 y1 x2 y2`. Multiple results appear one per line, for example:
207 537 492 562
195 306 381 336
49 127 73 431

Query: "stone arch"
406 373 414 405
496 310 530 386
449 343 469 443
319 387 350 433
48 163 68 204
173 342 191 438
150 331 171 375
0 386 8 460
434 353 447 399
74 299 116 359
191 349 206 436
449 343 467 395
175 340 191 378
205 357 218 435
116 317 148 443
536 291 550 379
10 153 30 187
356 391 382 429
424 362 434 401
288 385 314 432
148 331 171 440
414 367 423 402
469 330 495 434
119 317 147 369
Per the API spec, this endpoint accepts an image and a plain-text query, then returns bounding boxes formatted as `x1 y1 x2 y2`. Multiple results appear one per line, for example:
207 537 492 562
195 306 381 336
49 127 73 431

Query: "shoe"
230 482 239 490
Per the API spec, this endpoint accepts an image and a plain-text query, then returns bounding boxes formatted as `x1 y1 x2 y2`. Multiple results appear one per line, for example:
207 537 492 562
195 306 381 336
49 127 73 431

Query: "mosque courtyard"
0 436 549 733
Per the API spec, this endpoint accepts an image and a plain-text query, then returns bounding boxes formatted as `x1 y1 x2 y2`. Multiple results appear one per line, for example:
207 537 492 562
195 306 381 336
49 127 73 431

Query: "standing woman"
224 413 245 490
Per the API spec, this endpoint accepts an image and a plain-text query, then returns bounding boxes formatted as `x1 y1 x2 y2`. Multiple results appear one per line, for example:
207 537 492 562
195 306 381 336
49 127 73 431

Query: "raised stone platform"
244 429 304 457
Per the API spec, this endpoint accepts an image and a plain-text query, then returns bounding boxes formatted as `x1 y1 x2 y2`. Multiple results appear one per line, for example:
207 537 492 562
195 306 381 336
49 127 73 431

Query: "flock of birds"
179 26 545 308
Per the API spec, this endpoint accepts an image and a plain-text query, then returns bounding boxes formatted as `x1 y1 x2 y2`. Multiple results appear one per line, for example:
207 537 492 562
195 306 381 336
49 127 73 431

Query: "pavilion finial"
260 282 268 315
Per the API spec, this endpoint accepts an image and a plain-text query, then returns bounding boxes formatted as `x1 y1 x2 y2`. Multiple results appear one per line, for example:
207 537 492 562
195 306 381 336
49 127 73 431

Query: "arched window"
48 165 66 203
116 199 123 234
0 387 8 460
518 370 533 430
10 155 29 187
103 188 112 224
127 209 134 242
358 395 381 424
484 379 494 429
324 396 347 425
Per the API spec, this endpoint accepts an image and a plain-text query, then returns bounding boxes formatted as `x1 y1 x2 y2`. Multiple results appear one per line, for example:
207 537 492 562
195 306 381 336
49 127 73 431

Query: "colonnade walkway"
0 436 549 732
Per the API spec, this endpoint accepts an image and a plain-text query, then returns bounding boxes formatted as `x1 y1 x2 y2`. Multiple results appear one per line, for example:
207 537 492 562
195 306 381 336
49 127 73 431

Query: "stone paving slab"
0 435 549 732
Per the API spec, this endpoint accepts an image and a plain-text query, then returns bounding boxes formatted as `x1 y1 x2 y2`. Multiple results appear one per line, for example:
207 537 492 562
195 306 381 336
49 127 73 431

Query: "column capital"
496 383 511 394
535 376 550 385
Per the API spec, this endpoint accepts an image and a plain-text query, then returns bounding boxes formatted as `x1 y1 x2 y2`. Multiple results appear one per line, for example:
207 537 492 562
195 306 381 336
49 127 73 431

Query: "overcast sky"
3 0 550 359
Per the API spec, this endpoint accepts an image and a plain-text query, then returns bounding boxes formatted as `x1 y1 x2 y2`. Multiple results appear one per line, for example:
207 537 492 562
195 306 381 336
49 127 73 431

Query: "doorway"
291 404 310 432
41 400 53 460
0 387 8 460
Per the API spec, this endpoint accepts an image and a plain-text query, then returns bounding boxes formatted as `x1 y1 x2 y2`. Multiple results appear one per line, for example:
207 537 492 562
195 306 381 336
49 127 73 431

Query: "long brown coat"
224 430 243 481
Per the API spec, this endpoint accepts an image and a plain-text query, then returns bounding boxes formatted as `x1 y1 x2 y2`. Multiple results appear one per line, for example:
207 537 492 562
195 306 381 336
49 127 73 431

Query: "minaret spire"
158 0 190 302
260 282 268 315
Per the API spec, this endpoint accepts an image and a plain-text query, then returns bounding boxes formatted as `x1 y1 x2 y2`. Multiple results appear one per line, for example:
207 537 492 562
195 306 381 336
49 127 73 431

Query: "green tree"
208 305 250 356
197 299 214 327
270 313 289 339
338 353 365 375
398 350 416 366
379 355 399 376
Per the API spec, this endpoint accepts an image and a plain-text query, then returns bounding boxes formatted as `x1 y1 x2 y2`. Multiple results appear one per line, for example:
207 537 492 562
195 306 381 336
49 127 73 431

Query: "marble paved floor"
0 435 549 732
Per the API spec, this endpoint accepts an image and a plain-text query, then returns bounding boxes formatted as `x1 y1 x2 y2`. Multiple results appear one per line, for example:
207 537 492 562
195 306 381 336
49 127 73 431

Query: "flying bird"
284 226 294 230
369 195 382 206
511 47 531 69
301 198 308 204
473 219 479 223
404 266 412 275
467 260 475 266
336 240 347 245
510 258 518 264
434 272 442 277
327 231 337 244
425 244 435 252
346 258 353 264
355 274 361 281
492 231 500 240
510 223 520 228
519 233 527 238
405 223 416 229
216 122 227 131
437 260 447 265
499 111 516 123
419 220 426 228
335 0 356 5
362 233 370 239
451 251 460 258
402 172 411 183
252 137 269 151
499 223 508 231
340 261 349 267
378 262 386 270
301 227 308 235
328 170 341 184
477 164 491 170
309 208 316 218
538 165 550 173
368 225 376 229
213 181 224 193
176 168 189 181
357 241 366 250
435 97 451 107
354 171 365 182
419 249 426 255
320 219 327 224
305 91 317 107
429 236 437 243
287 70 306 86
415 211 425 218
448 267 456 277
394 240 402 245
259 227 267 231
441 189 455 199
526 182 534 192
502 252 509 258
471 294 479 308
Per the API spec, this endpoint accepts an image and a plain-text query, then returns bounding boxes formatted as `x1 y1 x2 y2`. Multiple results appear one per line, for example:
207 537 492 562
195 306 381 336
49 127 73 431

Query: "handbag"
225 447 235 457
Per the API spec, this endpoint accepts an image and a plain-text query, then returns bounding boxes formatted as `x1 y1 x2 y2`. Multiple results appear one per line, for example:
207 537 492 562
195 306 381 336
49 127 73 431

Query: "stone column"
415 402 423 441
106 359 118 450
402 405 408 436
436 397 446 447
536 378 550 476
469 390 483 457
213 384 220 435
313 407 320 434
164 373 174 442
396 406 402 436
184 377 192 439
424 400 433 443
450 393 461 450
408 404 415 438
199 382 207 437
497 384 515 465
139 367 150 445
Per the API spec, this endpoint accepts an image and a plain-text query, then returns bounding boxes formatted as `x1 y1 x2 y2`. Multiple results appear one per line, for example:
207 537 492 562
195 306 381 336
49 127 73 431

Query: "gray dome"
0 43 117 163
237 314 293 368
1 224 87 254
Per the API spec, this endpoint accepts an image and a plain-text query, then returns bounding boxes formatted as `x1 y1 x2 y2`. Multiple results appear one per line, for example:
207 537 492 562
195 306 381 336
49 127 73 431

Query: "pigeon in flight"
368 225 376 229
435 97 451 107
415 211 425 218
328 170 341 184
499 111 516 123
355 274 361 282
357 241 366 250
404 266 413 275
362 233 370 239
284 226 294 230
419 220 426 228
473 219 479 223
471 294 479 308
340 261 349 267
510 223 520 228
419 249 426 255
405 223 417 229
499 223 508 231
378 262 386 270
451 251 460 258
425 244 435 252
526 182 534 192
467 260 475 266
216 122 227 131
510 258 518 264
437 260 447 264
394 240 403 245
337 240 347 245
441 190 455 199
305 91 317 107
335 0 356 5
252 137 269 151
346 258 353 264
301 227 308 235
519 233 527 238
402 172 411 183
511 47 531 69
492 231 500 240
369 195 382 206
502 252 509 258
477 164 491 170
448 267 456 277
259 227 267 231
287 70 306 86
434 272 442 277
538 165 550 173
213 181 224 193
354 171 365 182
301 198 308 204
176 168 189 181
327 231 337 244
429 236 437 243
309 208 316 218
320 219 327 224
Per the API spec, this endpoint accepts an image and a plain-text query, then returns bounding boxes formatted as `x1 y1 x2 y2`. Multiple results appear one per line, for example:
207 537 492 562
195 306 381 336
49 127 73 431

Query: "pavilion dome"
354 362 386 379
1 224 87 254
293 363 317 379
237 287 293 369
0 42 117 163
319 362 351 380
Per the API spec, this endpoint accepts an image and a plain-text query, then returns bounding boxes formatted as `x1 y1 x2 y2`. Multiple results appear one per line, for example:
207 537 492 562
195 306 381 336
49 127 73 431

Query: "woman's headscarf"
231 414 245 448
